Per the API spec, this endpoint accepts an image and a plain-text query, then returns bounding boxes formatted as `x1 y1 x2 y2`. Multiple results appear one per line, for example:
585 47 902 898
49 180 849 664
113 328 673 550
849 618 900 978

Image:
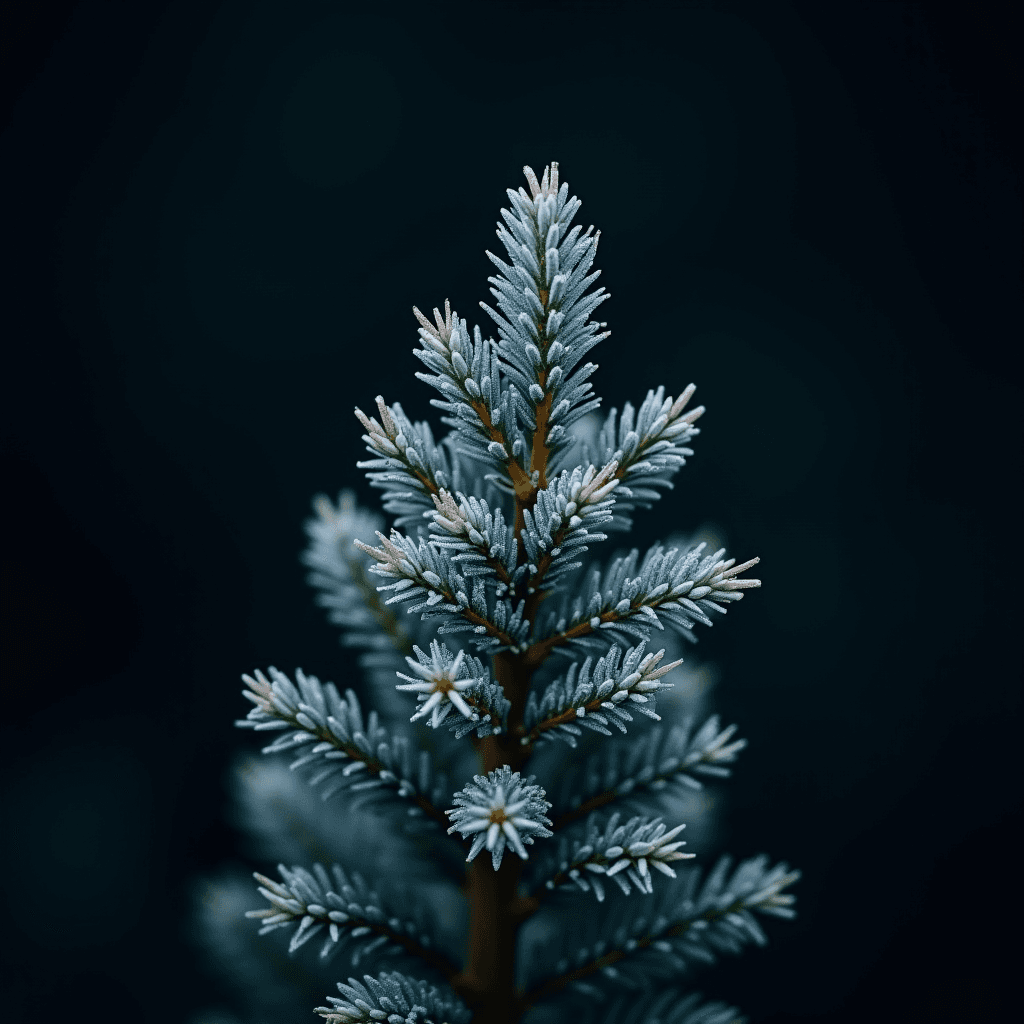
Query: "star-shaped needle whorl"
395 640 486 728
446 766 553 870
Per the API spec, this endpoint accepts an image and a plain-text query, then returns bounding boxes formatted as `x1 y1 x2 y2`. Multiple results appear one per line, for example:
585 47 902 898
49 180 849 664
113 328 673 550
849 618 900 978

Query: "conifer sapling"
221 164 799 1024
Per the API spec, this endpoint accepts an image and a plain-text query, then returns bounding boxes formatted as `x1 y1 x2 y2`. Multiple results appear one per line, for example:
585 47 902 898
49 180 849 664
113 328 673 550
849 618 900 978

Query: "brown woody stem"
452 651 536 1022
529 373 552 492
524 609 618 669
451 855 527 1023
452 224 566 1024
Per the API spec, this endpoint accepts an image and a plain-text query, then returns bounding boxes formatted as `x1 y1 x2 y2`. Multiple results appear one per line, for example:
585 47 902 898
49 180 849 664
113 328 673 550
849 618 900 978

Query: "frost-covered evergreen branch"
522 855 800 1007
521 642 681 746
412 300 533 497
246 863 457 979
530 544 761 664
519 460 619 596
528 812 694 903
356 396 463 529
303 491 411 652
549 716 747 831
355 528 530 653
582 384 705 531
396 640 509 739
427 460 620 621
481 163 609 496
427 488 522 594
236 668 450 828
316 970 471 1024
591 989 745 1024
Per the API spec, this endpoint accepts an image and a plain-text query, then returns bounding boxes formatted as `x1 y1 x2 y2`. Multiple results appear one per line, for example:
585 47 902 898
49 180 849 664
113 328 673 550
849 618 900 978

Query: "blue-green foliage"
195 164 796 1024
316 971 472 1024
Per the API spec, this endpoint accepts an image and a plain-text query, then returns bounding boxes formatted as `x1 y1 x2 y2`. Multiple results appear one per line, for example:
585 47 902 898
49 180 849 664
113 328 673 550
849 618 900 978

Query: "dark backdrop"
2 2 1019 1021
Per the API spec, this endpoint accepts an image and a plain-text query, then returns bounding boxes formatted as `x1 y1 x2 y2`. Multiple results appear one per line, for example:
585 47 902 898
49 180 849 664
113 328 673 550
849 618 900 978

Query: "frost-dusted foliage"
246 862 451 973
519 461 619 588
236 667 450 820
537 542 762 655
592 989 744 1024
198 164 797 1024
446 766 554 870
481 163 609 468
522 642 680 746
427 488 523 596
521 855 800 1002
316 971 472 1024
355 396 464 530
396 640 510 739
356 528 532 655
548 716 749 830
581 384 705 532
530 812 695 902
302 491 412 716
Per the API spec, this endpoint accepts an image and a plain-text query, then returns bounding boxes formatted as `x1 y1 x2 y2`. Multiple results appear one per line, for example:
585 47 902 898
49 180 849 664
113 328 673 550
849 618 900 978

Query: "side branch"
356 531 524 652
302 491 414 658
527 814 692 905
521 858 799 1008
410 301 534 505
275 717 448 829
345 549 414 657
549 715 747 832
518 643 679 748
524 553 761 670
612 383 705 485
248 864 460 982
355 398 442 499
522 930 658 1007
237 668 451 829
525 608 625 667
584 383 706 531
524 460 619 597
428 489 521 595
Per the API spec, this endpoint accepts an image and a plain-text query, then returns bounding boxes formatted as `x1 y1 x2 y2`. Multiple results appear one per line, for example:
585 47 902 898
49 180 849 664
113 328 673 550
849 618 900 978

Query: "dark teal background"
2 1 1019 1021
